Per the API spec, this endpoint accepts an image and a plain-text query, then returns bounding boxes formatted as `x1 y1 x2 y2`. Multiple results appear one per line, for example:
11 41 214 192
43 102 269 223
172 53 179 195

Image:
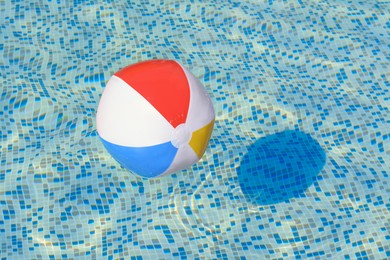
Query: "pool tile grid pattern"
1 0 389 259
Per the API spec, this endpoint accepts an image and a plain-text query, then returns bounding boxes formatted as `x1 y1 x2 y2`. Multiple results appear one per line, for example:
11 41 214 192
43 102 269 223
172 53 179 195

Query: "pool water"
1 0 389 259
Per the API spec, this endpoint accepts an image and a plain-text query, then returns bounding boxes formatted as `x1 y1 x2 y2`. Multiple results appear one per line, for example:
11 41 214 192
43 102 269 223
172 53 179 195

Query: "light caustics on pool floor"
1 0 389 259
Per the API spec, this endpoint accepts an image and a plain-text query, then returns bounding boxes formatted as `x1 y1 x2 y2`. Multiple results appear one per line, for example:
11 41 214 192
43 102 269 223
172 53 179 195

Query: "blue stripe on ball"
99 137 178 178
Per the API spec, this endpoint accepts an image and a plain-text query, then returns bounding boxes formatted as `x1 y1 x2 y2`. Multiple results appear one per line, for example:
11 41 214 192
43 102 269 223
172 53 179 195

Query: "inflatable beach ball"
96 60 215 178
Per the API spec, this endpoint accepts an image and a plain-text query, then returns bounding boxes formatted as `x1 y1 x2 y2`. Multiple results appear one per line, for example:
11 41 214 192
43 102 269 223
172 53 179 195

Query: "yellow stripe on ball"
189 120 215 158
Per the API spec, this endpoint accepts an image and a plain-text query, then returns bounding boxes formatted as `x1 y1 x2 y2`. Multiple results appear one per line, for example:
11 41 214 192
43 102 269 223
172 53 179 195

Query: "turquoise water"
1 0 389 259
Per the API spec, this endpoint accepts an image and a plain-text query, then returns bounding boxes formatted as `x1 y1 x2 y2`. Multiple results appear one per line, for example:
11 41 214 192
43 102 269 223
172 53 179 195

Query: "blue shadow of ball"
237 130 326 205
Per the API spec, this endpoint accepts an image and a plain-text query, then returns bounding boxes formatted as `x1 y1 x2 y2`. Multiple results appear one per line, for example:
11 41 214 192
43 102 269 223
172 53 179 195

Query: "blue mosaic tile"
1 0 389 259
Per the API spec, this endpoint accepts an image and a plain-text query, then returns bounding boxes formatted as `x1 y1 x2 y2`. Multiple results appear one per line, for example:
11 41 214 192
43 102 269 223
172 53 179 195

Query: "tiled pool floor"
1 0 389 259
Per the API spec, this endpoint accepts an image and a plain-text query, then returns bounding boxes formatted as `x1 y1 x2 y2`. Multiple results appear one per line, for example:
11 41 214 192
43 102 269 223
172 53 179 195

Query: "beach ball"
96 60 215 178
